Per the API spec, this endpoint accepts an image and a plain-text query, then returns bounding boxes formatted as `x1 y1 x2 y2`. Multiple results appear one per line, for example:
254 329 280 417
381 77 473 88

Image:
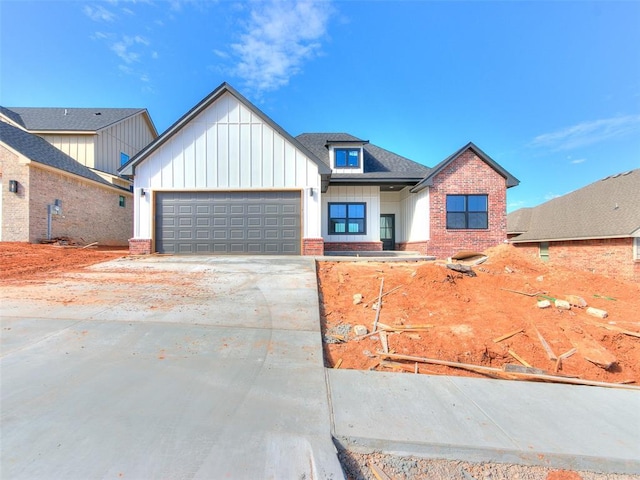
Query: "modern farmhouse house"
120 82 518 257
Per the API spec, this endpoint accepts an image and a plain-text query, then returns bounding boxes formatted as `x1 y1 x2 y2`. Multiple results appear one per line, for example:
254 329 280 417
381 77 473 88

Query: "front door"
380 214 395 251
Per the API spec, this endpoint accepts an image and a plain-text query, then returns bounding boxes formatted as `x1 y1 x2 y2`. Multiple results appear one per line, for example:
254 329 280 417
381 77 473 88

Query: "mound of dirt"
317 244 640 385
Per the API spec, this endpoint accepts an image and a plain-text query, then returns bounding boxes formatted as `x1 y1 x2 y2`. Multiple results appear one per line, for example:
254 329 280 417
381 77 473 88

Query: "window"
446 194 488 229
334 148 360 168
329 202 366 234
540 242 549 262
119 195 126 208
120 152 130 166
634 237 640 261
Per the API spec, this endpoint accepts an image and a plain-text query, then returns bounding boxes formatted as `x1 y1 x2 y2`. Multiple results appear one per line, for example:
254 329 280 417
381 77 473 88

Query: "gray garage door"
155 191 301 254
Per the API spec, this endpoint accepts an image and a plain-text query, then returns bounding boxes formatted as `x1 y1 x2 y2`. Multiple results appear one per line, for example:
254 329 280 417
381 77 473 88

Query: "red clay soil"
0 242 128 282
317 244 640 385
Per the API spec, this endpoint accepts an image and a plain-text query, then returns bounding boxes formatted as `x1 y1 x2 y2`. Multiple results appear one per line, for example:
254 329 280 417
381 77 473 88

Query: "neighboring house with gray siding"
507 169 640 281
0 106 158 244
120 82 518 257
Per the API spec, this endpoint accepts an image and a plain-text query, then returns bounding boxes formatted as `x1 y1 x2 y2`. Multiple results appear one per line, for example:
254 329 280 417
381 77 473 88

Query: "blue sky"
1 0 639 212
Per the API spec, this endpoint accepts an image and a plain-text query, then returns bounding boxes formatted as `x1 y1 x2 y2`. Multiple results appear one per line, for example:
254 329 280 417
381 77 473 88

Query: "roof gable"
295 133 430 180
0 107 154 133
0 121 116 188
411 142 519 192
120 82 329 176
509 169 640 242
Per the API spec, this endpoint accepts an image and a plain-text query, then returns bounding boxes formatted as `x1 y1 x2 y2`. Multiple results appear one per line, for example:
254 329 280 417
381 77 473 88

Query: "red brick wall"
428 150 508 259
397 241 429 255
1 146 132 245
324 241 382 252
129 238 152 254
513 238 638 281
302 238 324 256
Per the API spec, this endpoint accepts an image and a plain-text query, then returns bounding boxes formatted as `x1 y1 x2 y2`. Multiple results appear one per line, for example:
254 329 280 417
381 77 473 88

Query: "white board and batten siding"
42 113 155 177
95 113 156 175
133 92 322 239
322 185 380 242
380 188 430 243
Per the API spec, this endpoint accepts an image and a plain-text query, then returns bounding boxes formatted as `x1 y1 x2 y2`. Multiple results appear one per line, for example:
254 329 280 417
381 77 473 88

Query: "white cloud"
529 114 640 151
213 49 229 59
110 35 150 64
570 158 586 165
230 0 332 93
83 4 117 22
544 192 562 201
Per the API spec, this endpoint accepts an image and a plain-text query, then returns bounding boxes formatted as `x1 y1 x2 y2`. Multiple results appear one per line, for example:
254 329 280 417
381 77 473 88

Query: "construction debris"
353 324 368 336
586 307 608 319
555 299 572 310
446 263 477 277
492 328 524 343
508 349 532 368
537 299 552 309
586 321 640 338
560 322 617 370
565 295 588 308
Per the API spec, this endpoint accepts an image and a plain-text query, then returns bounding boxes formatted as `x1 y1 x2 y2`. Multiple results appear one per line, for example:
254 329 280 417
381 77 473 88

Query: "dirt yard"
318 244 640 386
0 242 128 281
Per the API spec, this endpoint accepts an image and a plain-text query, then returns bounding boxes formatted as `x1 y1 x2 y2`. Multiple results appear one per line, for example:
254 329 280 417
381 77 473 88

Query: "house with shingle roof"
0 107 157 244
120 82 518 257
507 169 640 281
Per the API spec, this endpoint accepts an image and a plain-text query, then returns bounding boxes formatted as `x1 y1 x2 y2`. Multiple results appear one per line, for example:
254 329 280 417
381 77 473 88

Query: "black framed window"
334 148 360 168
119 195 126 208
446 194 488 229
329 202 366 234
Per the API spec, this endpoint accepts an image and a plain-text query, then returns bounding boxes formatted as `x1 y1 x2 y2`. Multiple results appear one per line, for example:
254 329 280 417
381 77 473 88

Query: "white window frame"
634 237 640 261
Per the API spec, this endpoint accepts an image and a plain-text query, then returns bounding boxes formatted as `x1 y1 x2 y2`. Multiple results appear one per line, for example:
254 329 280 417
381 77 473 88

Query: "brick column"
129 238 152 255
302 238 324 256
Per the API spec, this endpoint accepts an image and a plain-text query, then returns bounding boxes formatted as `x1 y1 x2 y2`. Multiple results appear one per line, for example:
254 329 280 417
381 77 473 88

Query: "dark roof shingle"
0 107 146 132
0 122 115 188
508 169 640 242
295 133 430 180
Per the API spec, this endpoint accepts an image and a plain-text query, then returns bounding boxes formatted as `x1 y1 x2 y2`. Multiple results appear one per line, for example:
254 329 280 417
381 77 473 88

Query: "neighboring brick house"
0 107 157 245
507 169 640 281
120 82 519 257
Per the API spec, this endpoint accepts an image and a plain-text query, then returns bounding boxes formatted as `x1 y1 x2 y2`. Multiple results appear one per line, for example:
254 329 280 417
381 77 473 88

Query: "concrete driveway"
0 256 344 479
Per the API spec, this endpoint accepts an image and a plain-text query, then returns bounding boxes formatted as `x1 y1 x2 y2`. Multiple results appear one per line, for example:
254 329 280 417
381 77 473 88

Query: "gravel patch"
337 448 638 480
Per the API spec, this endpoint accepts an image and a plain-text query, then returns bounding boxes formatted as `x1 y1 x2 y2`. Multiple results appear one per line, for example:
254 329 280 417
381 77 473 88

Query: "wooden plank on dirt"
533 325 558 360
508 349 532 368
586 321 640 339
334 358 343 369
560 321 617 370
372 277 385 332
493 328 524 343
369 461 394 480
379 330 389 354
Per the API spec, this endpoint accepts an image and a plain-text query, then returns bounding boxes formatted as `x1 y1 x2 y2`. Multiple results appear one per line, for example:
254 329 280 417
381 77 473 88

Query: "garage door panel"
156 191 301 254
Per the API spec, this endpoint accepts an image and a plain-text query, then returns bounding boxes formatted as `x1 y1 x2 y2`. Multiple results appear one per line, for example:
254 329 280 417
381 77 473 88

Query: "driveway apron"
0 256 344 479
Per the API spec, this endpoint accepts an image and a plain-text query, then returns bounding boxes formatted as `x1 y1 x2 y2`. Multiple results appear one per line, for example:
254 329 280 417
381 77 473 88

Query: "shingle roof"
0 121 116 188
0 106 147 132
506 207 533 234
508 169 640 242
295 133 430 180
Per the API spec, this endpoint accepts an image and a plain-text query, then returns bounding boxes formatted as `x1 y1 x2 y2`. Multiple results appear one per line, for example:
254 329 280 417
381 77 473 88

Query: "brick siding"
427 150 508 259
302 237 324 256
513 238 638 282
1 144 132 245
324 241 383 252
129 238 152 255
397 241 429 255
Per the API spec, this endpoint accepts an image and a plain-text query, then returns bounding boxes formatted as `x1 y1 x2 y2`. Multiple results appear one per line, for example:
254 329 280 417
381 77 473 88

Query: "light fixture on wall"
9 180 18 193
309 188 315 197
140 188 146 197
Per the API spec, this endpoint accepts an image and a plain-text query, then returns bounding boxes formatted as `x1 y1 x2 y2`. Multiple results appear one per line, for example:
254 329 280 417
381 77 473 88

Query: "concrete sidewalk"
1 256 344 479
328 369 640 475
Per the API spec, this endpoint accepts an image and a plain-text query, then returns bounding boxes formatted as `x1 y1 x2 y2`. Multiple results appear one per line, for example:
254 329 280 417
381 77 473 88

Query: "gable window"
446 194 488 229
329 202 366 234
119 195 126 208
120 152 130 166
334 148 360 168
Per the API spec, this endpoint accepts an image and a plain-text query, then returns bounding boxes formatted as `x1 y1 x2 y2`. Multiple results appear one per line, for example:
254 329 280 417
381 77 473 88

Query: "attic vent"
94 112 102 116
622 171 632 176
612 173 621 178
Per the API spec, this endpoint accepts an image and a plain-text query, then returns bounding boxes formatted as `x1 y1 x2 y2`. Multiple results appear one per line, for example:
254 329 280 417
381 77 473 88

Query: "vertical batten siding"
132 91 322 239
322 185 380 242
42 134 96 170
401 186 429 242
95 114 156 174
